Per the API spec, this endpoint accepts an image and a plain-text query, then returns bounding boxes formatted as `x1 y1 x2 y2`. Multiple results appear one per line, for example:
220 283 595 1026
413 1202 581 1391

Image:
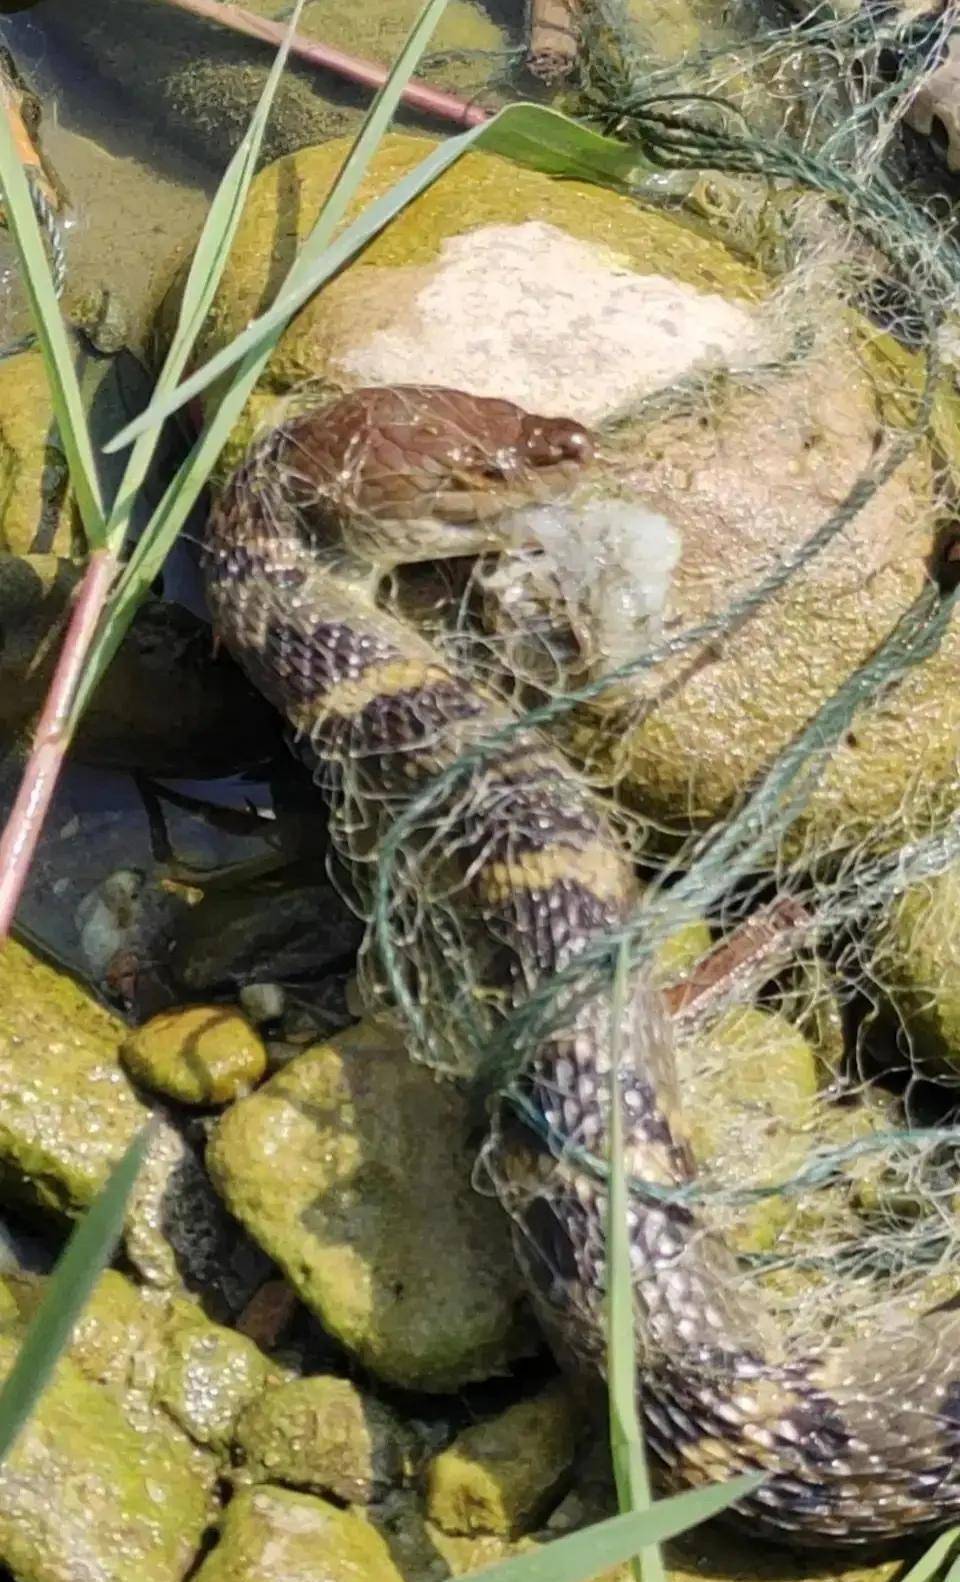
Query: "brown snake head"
272 384 595 566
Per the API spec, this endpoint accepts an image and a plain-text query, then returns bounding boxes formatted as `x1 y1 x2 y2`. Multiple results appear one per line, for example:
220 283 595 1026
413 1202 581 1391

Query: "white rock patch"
341 220 770 423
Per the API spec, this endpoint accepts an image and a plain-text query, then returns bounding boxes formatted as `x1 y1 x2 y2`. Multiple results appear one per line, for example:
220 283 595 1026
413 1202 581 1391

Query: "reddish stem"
662 898 812 1022
0 549 116 940
157 0 491 129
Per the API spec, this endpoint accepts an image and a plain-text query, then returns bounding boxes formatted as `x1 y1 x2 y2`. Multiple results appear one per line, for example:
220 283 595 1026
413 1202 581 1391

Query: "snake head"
279 386 596 566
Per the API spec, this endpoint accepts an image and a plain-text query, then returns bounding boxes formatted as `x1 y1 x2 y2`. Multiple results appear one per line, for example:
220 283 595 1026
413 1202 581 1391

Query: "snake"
205 383 960 1547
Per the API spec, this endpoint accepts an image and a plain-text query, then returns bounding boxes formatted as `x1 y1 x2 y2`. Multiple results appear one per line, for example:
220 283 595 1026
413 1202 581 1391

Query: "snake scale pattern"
205 384 960 1546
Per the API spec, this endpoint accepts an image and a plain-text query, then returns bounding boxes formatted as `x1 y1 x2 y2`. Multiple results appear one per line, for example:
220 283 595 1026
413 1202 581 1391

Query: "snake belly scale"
204 384 960 1546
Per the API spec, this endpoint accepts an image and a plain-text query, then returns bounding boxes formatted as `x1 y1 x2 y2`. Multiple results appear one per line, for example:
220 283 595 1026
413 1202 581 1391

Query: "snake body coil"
206 385 960 1545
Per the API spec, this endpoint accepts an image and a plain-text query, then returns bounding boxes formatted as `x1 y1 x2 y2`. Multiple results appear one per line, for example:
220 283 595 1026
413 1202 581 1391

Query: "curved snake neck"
205 384 960 1546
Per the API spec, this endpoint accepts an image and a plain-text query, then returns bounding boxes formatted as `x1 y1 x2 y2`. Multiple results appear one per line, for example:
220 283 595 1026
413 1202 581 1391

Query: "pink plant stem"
0 549 115 940
157 0 491 128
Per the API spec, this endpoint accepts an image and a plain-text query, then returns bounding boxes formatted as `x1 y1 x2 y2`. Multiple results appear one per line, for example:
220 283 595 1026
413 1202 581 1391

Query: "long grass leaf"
0 1127 151 1463
102 0 309 554
104 104 648 452
903 1530 960 1582
69 0 452 721
0 108 105 542
464 1474 764 1582
608 942 665 1582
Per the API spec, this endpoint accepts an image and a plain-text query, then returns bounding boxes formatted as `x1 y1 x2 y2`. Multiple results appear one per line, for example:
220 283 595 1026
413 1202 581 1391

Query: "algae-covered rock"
0 352 79 559
183 134 960 856
41 1269 272 1452
0 1333 213 1582
678 1005 820 1253
0 941 259 1306
194 1486 404 1582
0 937 148 1215
870 865 960 1073
155 1299 273 1449
425 1384 577 1537
124 1005 267 1106
207 1019 534 1391
234 1374 407 1501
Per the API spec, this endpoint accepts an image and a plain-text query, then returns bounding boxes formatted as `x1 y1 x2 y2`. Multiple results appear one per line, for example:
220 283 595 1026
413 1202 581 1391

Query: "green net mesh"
282 0 960 1398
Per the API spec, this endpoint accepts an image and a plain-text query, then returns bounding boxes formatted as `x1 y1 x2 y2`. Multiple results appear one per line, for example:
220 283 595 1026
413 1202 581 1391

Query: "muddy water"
0 6 214 349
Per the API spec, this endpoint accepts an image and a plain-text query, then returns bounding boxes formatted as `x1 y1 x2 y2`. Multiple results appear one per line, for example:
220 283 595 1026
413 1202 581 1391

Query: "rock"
0 352 79 558
234 1374 408 1502
29 1268 273 1452
207 1019 535 1391
193 1486 404 1582
184 134 960 855
425 1384 577 1537
124 1005 268 1107
172 877 363 998
0 343 277 776
870 865 960 1074
0 937 149 1217
0 556 275 776
678 1006 820 1253
124 1117 268 1310
66 1268 161 1389
154 1299 274 1449
0 1333 213 1582
0 940 263 1309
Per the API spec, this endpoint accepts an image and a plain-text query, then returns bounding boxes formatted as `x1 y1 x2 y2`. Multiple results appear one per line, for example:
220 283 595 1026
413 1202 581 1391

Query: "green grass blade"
0 111 105 543
608 943 665 1582
102 0 309 554
0 1126 151 1464
903 1530 960 1582
104 104 648 452
464 1474 764 1582
69 0 453 720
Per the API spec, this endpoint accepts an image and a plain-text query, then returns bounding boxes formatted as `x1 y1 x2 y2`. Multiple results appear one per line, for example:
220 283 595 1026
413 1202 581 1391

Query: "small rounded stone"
123 1005 267 1106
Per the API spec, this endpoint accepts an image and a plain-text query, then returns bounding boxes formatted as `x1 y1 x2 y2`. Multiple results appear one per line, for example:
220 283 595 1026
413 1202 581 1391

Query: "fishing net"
271 0 960 1440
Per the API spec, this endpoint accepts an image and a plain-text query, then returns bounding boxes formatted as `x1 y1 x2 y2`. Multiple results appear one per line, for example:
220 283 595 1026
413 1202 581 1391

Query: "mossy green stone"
234 1374 407 1502
0 1335 212 1582
679 1006 820 1253
124 1005 267 1107
194 1486 404 1582
0 352 80 559
425 1384 577 1537
155 1300 273 1450
872 867 960 1073
0 939 147 1215
207 1020 534 1391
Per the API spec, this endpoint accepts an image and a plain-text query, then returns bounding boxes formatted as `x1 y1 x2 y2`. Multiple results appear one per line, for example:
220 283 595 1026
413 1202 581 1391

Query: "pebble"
123 1005 267 1106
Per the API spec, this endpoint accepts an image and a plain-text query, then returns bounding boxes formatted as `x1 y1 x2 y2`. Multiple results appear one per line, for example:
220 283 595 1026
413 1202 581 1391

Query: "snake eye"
523 419 594 468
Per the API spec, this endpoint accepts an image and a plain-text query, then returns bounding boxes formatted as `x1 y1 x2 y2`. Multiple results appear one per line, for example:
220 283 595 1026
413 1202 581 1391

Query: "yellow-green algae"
0 1332 213 1582
207 1019 535 1391
234 1373 409 1502
123 1004 268 1107
193 1486 404 1582
0 939 147 1216
0 352 79 559
870 863 960 1074
425 1383 577 1538
679 1006 820 1253
10 1268 275 1455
